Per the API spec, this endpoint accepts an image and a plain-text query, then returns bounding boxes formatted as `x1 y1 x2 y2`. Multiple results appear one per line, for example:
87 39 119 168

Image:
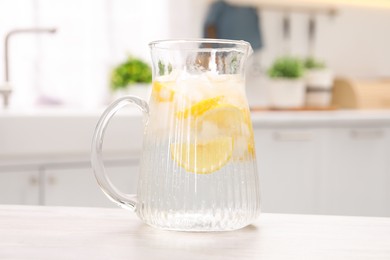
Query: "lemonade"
148 72 255 171
137 71 260 230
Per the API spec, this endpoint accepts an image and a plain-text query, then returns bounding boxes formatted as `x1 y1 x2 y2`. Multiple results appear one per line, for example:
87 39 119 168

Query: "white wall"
0 0 389 109
176 1 390 79
0 0 170 108
315 8 390 79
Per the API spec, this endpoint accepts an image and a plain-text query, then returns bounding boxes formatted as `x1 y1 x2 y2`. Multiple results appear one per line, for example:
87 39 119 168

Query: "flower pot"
266 78 306 109
305 69 334 107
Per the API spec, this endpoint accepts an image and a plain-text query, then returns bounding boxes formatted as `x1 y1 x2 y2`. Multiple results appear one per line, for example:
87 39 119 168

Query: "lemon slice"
177 96 244 131
176 96 256 161
170 137 233 174
152 81 175 102
200 105 255 160
176 96 224 119
233 135 256 161
199 103 244 136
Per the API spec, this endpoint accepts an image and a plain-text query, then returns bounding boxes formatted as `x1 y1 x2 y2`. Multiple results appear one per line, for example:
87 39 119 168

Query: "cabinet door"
320 128 390 217
254 128 327 214
0 171 40 205
44 164 139 207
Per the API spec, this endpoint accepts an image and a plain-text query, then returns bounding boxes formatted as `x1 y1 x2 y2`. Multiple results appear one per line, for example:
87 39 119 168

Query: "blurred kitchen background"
1 0 390 217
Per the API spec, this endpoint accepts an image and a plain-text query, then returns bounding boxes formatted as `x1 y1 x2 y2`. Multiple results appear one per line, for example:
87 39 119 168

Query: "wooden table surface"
1 205 390 260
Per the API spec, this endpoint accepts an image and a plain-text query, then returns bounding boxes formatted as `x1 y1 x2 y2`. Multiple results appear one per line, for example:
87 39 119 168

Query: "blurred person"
203 0 263 51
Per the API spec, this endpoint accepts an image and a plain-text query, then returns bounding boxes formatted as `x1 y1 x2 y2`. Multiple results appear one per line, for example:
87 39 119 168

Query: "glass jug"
91 39 260 231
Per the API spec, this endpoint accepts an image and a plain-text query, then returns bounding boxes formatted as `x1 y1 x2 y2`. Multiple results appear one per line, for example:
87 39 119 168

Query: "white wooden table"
1 205 390 259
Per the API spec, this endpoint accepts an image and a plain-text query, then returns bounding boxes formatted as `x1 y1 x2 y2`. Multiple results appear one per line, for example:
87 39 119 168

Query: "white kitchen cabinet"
0 108 144 207
254 127 327 214
2 110 390 216
44 164 139 208
320 127 390 217
0 171 40 205
253 121 390 217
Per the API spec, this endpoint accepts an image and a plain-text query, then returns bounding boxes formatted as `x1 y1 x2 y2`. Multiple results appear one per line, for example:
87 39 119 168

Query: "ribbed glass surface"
136 40 260 231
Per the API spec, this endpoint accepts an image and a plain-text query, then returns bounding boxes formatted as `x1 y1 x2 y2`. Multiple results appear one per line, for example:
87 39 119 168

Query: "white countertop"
251 109 390 127
3 106 390 125
1 205 390 259
2 108 390 165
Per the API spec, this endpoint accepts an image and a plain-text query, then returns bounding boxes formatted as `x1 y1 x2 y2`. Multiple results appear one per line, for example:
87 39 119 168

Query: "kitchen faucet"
1 28 57 109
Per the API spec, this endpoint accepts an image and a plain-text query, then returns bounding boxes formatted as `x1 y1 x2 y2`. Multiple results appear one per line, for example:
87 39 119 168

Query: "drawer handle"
47 176 57 185
350 130 384 140
273 131 312 142
29 175 38 186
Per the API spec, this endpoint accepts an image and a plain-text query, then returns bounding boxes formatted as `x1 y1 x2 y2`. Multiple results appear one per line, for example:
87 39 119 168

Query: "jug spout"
246 41 254 58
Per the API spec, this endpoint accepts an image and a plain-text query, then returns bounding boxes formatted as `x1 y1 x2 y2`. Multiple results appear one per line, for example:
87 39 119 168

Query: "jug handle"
91 96 149 211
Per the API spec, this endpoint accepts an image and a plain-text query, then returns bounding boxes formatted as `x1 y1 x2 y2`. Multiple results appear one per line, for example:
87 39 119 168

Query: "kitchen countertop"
1 205 390 259
2 108 390 165
3 106 390 125
251 109 390 127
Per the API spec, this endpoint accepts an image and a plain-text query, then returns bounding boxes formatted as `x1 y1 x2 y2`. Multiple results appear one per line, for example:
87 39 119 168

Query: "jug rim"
149 38 252 55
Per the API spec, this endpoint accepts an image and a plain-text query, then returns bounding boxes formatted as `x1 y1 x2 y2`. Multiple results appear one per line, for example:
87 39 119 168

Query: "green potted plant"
304 57 333 107
266 56 306 109
110 56 152 100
